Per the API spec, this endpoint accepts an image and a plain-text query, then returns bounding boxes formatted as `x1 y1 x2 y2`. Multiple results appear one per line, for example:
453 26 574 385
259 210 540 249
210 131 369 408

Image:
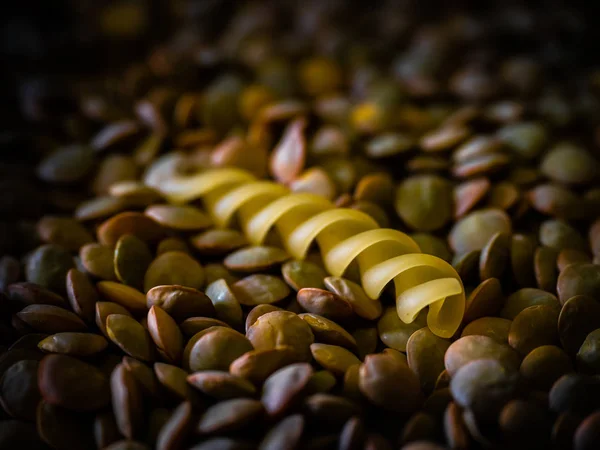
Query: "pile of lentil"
2 1 600 449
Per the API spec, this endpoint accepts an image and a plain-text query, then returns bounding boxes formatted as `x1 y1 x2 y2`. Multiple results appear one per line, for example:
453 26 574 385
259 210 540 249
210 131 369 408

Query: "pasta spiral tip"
158 168 465 338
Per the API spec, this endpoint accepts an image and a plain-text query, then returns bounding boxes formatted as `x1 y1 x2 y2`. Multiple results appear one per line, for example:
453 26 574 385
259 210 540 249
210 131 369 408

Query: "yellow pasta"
158 167 465 338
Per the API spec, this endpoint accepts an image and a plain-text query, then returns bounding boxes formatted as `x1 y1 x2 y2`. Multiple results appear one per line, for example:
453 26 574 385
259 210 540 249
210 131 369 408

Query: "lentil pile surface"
1 1 600 449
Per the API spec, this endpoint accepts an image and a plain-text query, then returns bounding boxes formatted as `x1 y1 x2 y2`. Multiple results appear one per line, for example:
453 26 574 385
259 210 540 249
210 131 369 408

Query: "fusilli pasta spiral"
156 167 465 338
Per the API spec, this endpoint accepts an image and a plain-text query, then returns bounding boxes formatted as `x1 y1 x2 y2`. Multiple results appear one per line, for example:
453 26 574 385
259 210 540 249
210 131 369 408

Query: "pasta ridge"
157 168 465 338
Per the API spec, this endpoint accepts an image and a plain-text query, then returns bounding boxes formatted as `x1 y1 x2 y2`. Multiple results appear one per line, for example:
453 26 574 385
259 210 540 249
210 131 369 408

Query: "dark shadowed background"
1 0 600 128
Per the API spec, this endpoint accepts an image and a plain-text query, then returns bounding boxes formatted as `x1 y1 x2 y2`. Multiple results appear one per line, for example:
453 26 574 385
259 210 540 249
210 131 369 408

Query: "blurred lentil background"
1 0 600 164
2 0 600 76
